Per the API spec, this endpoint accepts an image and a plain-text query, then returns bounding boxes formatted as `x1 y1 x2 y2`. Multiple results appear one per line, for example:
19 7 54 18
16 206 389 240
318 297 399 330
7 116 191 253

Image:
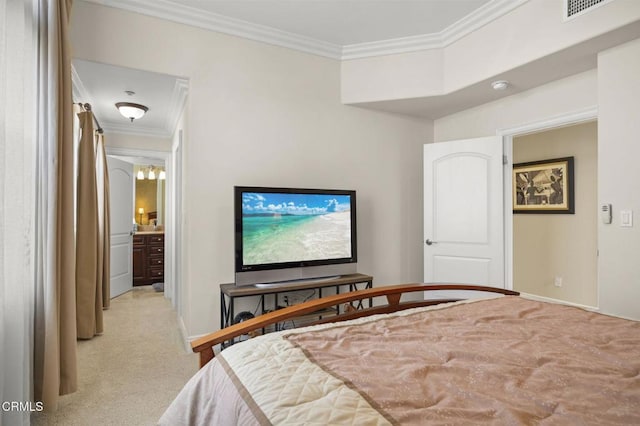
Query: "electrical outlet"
554 276 563 287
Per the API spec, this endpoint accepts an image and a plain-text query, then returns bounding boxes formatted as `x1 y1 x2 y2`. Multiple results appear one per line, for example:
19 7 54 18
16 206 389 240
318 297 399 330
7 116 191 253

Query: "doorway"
106 147 177 307
500 106 599 308
511 122 598 307
424 108 598 308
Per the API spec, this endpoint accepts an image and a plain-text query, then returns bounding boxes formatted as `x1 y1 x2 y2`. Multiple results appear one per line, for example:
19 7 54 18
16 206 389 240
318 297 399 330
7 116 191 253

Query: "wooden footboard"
191 283 519 368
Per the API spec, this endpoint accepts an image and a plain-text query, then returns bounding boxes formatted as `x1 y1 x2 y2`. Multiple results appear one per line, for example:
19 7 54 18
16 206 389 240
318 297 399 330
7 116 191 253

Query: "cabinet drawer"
133 235 145 246
147 245 164 255
147 256 164 267
148 266 164 279
148 235 164 244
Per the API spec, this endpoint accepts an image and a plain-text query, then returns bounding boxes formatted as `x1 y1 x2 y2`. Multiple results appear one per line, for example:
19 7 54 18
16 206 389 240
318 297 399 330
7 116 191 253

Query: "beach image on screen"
242 192 352 266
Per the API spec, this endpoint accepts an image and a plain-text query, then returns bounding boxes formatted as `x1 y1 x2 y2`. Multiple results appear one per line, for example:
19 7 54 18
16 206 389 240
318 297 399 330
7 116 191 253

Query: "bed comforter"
160 297 640 425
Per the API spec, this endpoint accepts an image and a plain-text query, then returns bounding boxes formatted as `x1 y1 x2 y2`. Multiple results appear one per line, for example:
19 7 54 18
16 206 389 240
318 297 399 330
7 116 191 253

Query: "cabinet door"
132 246 146 285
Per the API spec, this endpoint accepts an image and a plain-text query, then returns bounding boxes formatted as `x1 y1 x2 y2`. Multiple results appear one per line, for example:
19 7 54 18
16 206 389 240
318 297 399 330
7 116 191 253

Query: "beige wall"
513 122 597 307
597 38 640 320
71 2 432 336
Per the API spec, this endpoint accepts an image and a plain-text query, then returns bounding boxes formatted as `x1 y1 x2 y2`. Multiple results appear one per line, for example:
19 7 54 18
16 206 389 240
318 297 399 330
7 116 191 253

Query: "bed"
160 284 640 425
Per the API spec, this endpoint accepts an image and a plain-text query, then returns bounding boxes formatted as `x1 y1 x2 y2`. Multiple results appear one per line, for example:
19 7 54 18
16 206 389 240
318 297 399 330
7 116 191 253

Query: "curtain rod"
77 102 104 134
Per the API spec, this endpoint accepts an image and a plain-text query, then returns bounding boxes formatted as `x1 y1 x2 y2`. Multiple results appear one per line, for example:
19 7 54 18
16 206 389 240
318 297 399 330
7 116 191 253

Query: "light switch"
620 210 633 227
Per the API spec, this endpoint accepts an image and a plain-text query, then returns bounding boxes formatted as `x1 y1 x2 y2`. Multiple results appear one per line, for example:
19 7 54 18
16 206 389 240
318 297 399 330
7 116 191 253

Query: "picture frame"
513 156 574 214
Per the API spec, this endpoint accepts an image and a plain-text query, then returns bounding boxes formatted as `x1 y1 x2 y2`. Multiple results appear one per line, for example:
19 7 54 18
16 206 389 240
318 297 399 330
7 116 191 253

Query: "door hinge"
503 155 508 165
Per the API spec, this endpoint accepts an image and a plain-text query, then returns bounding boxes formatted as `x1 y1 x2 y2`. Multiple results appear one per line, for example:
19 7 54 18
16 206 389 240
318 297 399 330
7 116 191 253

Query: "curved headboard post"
386 293 401 305
192 283 519 368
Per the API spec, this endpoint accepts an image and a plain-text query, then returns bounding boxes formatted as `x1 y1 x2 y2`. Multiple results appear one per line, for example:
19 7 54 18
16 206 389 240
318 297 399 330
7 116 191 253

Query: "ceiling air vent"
565 0 614 20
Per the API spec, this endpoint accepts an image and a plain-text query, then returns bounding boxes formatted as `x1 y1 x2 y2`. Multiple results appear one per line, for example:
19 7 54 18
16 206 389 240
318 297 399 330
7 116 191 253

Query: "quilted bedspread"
159 297 640 425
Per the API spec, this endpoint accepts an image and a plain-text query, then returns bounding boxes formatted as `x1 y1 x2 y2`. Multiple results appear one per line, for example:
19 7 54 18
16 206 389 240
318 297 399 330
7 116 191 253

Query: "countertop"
134 231 165 235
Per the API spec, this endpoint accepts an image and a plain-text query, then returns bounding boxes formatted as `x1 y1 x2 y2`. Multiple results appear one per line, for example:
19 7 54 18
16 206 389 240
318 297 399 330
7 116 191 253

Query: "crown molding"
71 64 97 109
102 122 173 138
82 0 528 60
165 78 189 136
83 0 342 59
342 32 443 60
343 0 529 59
440 0 530 46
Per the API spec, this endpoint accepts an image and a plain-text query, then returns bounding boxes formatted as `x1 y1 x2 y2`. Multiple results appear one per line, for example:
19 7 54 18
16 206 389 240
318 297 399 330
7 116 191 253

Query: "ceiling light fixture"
148 167 156 180
115 102 149 122
137 169 145 180
491 80 509 91
158 170 166 180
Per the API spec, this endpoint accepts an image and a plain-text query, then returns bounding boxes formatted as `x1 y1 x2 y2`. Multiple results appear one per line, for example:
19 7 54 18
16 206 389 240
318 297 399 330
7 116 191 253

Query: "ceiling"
72 59 187 138
164 0 492 45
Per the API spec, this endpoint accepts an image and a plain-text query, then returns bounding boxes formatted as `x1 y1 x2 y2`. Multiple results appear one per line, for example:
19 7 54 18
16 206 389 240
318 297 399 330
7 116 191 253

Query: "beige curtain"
97 132 111 310
76 111 110 338
33 0 78 411
34 0 78 411
56 0 78 393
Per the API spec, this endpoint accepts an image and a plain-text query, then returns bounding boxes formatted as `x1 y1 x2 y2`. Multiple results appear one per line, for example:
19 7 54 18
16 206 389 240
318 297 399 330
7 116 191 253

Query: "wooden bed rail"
191 283 519 368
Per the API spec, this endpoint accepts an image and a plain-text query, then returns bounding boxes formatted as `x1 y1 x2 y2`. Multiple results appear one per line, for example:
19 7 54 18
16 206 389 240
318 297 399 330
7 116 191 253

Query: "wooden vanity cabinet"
132 233 165 286
132 235 146 284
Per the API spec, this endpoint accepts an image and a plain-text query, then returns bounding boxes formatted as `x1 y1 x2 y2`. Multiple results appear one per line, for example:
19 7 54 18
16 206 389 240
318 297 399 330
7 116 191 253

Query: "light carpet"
33 287 198 425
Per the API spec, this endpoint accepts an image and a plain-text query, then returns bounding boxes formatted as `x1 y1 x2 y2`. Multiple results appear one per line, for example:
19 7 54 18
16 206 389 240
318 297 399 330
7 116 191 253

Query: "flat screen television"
234 186 357 286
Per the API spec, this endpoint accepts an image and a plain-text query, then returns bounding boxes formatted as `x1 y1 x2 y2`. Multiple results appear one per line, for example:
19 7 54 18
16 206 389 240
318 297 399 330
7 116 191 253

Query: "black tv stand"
219 273 373 343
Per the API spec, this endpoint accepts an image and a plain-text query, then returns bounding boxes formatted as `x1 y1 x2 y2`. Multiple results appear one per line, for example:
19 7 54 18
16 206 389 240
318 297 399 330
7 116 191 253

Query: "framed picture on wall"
513 156 574 214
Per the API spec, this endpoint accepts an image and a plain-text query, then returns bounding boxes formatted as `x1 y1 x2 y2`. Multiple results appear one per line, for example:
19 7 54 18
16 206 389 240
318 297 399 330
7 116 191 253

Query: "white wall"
70 2 432 336
434 46 640 320
434 70 597 141
342 48 443 103
342 0 640 104
597 37 640 320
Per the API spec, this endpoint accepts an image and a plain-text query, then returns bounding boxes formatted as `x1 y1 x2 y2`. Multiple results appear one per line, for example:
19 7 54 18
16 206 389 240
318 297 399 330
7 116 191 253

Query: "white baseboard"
177 315 193 354
520 292 599 312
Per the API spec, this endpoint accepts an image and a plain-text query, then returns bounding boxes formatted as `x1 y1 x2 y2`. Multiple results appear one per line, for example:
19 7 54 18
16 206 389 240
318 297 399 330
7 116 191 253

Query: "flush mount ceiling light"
491 80 509 91
115 102 148 122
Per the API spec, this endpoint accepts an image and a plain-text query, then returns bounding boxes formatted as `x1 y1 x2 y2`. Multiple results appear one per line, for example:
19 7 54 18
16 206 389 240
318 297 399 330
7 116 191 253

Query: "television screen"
235 186 357 277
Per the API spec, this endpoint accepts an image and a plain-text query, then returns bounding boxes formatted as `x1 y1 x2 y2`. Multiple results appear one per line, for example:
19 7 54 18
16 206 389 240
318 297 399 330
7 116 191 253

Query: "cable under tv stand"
219 273 373 345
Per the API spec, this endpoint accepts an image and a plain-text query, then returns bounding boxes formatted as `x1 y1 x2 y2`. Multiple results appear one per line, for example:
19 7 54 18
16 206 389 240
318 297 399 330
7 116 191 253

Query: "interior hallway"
33 287 198 425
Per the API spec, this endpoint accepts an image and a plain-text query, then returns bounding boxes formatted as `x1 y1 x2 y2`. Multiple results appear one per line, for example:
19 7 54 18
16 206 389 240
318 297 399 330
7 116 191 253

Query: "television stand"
254 275 342 288
219 273 373 345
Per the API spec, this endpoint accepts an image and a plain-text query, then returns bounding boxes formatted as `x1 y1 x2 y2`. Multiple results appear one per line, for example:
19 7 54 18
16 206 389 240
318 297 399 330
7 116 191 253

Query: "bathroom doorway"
106 148 173 301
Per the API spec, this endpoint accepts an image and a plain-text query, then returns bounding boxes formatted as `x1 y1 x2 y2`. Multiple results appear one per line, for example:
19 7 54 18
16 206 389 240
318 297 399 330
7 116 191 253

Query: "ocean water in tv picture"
242 192 352 265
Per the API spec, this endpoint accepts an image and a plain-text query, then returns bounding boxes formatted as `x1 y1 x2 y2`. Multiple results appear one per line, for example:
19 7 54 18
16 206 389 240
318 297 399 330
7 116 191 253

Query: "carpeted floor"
33 287 198 425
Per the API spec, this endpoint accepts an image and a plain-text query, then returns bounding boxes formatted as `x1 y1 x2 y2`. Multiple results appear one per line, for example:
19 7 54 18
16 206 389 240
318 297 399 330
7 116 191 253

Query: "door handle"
425 239 437 246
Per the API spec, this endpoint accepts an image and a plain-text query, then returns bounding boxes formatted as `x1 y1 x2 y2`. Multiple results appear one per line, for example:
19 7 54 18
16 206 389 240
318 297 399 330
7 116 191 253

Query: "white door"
108 157 134 298
424 136 504 298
